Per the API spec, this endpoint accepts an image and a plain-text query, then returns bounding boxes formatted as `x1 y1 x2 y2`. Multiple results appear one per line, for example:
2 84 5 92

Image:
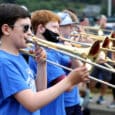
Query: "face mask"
42 29 59 43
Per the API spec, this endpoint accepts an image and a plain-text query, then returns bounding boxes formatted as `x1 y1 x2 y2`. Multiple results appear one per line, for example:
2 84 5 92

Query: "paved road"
89 93 115 115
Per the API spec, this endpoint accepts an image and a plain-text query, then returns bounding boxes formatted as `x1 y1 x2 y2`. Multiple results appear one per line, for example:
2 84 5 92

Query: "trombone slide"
20 48 115 88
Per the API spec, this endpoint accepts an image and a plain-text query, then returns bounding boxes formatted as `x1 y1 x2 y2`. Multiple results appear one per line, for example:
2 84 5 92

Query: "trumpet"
24 35 115 73
20 48 115 88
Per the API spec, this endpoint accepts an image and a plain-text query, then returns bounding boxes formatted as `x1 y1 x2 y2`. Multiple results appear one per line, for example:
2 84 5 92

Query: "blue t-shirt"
29 49 66 115
29 48 80 114
64 87 80 107
60 54 81 107
0 50 40 115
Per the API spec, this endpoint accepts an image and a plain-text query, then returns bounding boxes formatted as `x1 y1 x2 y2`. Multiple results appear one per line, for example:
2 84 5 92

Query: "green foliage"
15 0 85 12
0 0 114 16
0 0 102 12
0 0 16 3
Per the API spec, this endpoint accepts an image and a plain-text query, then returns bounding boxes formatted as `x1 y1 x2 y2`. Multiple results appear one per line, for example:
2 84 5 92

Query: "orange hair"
31 10 61 34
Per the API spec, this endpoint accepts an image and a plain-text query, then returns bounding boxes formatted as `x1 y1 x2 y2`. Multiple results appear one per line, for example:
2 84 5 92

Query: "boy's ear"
36 24 45 34
1 24 11 36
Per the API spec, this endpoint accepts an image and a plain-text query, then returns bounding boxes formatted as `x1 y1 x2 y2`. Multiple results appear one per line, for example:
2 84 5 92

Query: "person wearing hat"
57 11 79 38
58 11 85 115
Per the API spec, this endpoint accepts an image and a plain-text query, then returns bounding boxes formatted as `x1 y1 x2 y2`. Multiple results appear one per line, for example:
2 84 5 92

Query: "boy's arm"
35 61 47 91
35 47 47 91
14 66 89 112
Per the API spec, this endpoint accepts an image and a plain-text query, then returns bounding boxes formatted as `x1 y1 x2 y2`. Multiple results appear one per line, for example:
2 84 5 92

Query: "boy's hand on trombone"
67 65 89 87
34 45 47 63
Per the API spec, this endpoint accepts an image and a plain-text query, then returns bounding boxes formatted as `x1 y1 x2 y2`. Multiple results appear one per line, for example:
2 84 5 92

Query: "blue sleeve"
59 53 71 67
0 61 29 99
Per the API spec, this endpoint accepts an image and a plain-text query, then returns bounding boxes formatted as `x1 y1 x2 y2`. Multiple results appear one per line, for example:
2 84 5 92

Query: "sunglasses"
10 24 33 33
22 25 33 33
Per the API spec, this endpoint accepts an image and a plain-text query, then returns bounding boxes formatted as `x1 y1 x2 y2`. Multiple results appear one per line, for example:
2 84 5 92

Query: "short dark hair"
0 3 31 38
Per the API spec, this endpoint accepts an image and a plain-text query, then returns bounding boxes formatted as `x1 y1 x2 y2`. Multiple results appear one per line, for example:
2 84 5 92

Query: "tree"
2 0 17 3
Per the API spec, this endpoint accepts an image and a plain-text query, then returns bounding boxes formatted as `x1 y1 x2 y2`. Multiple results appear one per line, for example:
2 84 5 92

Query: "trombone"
70 32 115 41
70 32 115 53
58 36 113 66
20 48 115 88
58 36 115 64
24 35 115 73
82 26 113 34
31 36 100 59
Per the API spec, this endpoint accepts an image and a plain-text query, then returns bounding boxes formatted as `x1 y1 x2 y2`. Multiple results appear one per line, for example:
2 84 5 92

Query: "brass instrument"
20 48 115 88
30 36 100 59
59 35 115 54
58 35 115 66
70 32 115 53
101 47 115 53
57 32 115 69
105 57 115 63
83 26 112 34
71 32 115 41
24 35 115 73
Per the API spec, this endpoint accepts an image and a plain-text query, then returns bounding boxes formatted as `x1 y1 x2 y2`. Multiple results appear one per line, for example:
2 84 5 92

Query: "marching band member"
0 4 89 115
29 10 89 115
58 11 84 115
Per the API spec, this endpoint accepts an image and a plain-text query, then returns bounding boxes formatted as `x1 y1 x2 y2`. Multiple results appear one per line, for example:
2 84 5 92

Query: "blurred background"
0 0 115 27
